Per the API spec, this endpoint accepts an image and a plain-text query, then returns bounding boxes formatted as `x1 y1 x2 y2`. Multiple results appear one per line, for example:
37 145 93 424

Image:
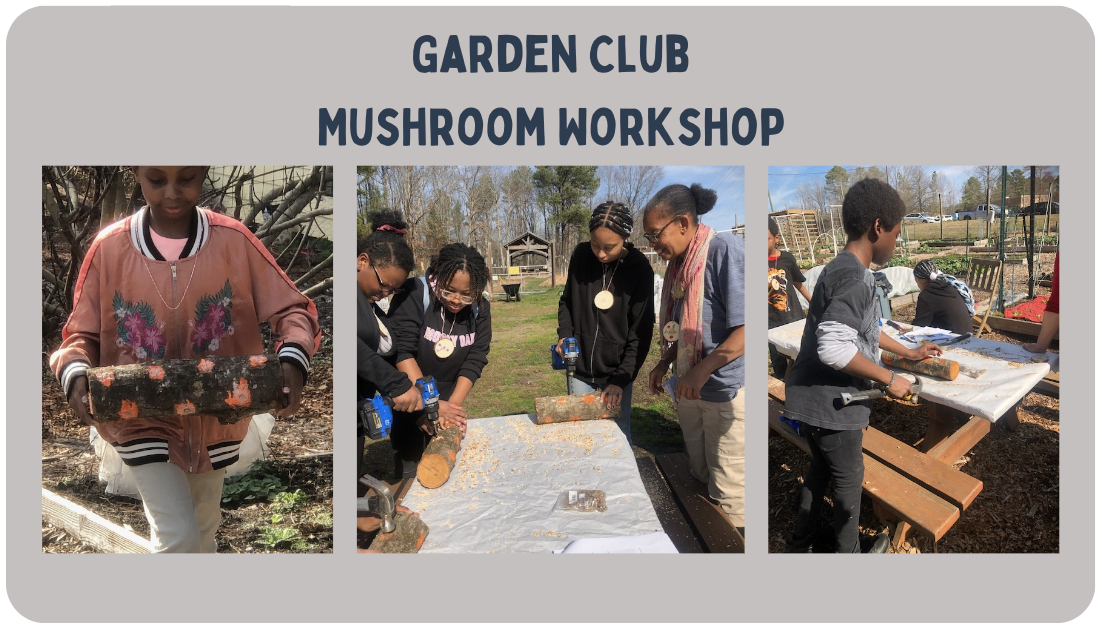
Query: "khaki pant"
677 388 745 527
130 462 226 553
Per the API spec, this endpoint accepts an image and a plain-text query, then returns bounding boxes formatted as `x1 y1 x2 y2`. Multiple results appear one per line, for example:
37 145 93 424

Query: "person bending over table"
388 243 490 479
644 183 745 530
783 178 940 554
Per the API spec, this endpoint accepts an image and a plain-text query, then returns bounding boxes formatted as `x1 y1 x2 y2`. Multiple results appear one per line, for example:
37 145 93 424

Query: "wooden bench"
652 453 744 553
768 377 982 551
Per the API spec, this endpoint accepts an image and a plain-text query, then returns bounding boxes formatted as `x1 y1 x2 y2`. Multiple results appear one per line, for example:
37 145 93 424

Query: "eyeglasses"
372 265 404 296
438 288 476 305
642 216 679 243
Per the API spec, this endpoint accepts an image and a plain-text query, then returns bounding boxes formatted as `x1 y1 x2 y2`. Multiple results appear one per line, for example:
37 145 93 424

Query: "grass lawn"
363 278 687 479
465 278 686 457
900 216 1060 242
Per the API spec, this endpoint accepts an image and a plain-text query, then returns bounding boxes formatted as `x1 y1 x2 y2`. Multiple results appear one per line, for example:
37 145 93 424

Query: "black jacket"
913 279 973 335
557 242 655 388
357 289 412 400
389 276 492 400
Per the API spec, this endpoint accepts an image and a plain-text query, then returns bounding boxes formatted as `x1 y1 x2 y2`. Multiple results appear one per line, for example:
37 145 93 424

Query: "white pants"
130 463 226 553
677 388 746 528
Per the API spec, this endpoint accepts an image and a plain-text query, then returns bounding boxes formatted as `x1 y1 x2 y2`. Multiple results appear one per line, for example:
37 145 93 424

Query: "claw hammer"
841 375 924 406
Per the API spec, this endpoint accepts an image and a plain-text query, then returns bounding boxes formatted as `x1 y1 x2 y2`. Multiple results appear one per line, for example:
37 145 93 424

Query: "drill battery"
359 394 394 441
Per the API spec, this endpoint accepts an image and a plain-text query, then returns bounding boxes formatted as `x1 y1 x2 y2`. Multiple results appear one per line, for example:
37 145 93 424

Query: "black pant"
793 424 864 554
389 411 431 479
768 343 790 378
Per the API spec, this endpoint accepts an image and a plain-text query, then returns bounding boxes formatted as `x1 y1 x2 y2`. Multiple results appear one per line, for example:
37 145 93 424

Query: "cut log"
367 512 430 553
416 424 464 489
534 393 621 425
87 354 282 424
880 350 959 381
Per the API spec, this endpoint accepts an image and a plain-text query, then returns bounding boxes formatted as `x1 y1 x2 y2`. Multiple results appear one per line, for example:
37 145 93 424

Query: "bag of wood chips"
554 489 607 512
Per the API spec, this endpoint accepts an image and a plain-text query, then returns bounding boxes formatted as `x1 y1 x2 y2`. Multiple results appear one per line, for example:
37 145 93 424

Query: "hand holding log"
365 511 430 554
880 350 959 381
87 354 283 423
534 393 622 425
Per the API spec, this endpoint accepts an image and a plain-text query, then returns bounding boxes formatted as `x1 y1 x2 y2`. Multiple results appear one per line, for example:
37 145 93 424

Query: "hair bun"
366 209 408 232
690 183 718 215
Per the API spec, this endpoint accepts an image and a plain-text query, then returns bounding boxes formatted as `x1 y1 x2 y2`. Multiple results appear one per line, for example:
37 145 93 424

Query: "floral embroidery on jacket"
112 293 166 360
190 280 235 353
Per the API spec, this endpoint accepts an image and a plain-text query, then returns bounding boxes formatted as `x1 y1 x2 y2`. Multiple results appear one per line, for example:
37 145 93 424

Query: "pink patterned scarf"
660 223 716 376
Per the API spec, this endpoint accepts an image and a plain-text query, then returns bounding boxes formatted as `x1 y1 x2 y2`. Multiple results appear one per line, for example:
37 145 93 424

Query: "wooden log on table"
366 512 430 553
534 393 621 425
880 350 959 381
87 354 282 423
416 424 464 489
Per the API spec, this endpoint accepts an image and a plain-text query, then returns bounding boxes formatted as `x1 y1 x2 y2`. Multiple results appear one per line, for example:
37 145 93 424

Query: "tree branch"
302 277 334 299
294 253 334 287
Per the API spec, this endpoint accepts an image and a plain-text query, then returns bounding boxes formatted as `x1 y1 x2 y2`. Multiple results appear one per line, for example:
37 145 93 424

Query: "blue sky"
657 166 744 230
767 165 1059 214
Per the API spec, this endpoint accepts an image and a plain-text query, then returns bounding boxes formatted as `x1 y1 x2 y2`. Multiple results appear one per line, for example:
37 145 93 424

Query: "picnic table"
402 414 668 553
767 318 1060 550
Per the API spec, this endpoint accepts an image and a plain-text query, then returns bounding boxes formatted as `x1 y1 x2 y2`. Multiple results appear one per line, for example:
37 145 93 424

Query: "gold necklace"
142 258 198 311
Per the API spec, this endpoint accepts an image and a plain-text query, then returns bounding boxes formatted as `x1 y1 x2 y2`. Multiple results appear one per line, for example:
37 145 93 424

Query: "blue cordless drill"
360 375 440 440
550 337 580 395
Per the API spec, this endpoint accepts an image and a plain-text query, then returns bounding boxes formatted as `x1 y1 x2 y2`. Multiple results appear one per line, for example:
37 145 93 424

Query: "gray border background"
7 6 1093 622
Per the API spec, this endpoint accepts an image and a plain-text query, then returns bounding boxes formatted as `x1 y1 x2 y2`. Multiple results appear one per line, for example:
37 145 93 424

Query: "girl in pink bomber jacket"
50 166 321 553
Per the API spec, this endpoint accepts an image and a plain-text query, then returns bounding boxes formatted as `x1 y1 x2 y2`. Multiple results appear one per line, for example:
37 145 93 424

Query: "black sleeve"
390 277 425 364
783 252 806 283
557 247 578 340
357 335 414 399
458 299 492 384
609 259 655 388
912 290 934 328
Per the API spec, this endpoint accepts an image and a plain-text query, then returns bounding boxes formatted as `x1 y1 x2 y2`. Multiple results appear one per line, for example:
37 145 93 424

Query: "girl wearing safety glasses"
387 243 492 478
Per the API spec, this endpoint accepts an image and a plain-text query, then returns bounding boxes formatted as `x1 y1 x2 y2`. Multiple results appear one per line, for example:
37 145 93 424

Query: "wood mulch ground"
768 305 1059 554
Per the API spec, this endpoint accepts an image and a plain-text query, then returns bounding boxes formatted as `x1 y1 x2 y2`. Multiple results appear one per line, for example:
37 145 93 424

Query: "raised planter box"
985 315 1059 341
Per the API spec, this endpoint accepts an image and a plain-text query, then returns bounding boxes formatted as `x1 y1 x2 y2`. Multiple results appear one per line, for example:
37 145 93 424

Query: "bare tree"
43 166 334 349
599 165 665 243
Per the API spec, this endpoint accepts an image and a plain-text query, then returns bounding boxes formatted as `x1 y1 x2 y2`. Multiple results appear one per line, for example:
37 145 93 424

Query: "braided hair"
427 243 490 302
643 183 718 224
589 200 634 239
357 209 414 272
913 259 940 280
913 259 976 316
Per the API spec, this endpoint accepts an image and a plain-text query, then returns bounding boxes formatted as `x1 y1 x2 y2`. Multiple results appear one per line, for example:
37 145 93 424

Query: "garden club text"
318 33 785 147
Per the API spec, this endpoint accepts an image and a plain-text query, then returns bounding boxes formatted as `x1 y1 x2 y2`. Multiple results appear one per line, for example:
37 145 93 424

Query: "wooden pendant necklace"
434 306 457 358
593 254 623 310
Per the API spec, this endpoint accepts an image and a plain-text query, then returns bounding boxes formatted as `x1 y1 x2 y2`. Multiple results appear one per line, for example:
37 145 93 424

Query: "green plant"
935 254 970 276
884 254 915 268
222 462 286 504
256 525 302 549
270 489 308 512
311 512 334 528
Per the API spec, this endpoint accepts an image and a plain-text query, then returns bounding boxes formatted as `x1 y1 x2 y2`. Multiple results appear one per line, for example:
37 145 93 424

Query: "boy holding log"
51 166 321 553
783 178 940 554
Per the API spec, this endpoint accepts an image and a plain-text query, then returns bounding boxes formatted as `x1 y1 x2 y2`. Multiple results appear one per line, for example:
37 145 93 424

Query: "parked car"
904 213 939 223
958 204 1000 221
941 214 954 221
